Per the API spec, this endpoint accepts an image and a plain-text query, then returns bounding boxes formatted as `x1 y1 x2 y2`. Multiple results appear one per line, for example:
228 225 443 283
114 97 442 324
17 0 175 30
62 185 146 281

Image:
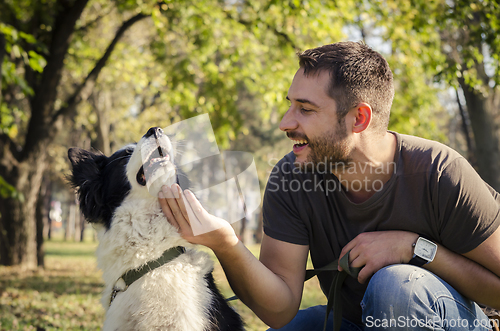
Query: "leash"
226 250 360 331
304 250 361 331
110 246 186 306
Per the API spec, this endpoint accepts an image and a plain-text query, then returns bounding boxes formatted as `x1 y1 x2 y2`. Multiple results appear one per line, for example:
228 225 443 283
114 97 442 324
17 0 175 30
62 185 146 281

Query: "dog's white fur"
94 137 217 331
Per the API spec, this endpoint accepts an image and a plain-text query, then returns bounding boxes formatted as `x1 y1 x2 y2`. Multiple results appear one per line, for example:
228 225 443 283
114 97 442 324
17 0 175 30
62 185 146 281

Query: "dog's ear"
67 148 106 223
68 148 103 185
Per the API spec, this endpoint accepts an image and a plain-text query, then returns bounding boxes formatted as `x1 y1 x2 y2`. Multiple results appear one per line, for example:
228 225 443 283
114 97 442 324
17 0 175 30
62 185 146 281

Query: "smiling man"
159 41 500 330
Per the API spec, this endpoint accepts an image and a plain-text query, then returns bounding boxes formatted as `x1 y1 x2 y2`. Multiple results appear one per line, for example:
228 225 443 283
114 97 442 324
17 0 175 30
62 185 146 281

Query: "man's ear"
351 103 372 133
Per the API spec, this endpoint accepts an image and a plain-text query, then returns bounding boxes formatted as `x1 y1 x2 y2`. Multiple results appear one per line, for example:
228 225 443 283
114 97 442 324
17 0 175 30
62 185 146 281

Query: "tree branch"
52 12 148 123
455 88 475 164
75 6 114 33
22 0 89 160
222 8 298 51
139 91 162 114
0 133 21 165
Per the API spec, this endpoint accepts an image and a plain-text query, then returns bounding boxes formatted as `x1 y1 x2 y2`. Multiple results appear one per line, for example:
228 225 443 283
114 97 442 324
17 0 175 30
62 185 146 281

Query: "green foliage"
340 0 450 141
365 0 499 90
1 0 453 153
435 0 500 88
2 0 460 222
65 0 350 151
4 0 489 202
0 23 46 94
0 102 27 138
0 21 46 139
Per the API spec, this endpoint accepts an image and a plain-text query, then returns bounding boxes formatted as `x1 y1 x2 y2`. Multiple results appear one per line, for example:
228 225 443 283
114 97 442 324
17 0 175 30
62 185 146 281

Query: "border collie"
68 127 244 331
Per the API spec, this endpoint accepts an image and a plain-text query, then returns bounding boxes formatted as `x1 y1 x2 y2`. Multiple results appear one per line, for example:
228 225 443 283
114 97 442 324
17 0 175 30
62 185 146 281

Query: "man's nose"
279 108 298 132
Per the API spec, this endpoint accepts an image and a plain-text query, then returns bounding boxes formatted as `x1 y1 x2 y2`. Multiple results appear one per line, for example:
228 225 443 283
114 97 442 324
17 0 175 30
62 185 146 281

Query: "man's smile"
292 139 309 154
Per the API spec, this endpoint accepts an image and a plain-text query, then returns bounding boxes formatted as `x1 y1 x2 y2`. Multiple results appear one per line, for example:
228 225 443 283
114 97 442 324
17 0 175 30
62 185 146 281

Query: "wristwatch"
408 237 437 267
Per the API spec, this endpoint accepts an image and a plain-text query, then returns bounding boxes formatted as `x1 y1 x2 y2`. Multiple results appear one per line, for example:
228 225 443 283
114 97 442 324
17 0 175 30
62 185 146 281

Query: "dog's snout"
145 127 163 139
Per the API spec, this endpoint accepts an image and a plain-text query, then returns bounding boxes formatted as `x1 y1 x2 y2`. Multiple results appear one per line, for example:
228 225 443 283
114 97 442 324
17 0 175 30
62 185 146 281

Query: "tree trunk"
36 176 51 267
79 211 86 242
74 207 81 242
459 79 500 191
0 0 89 268
92 90 111 155
0 2 147 267
0 32 5 105
0 151 47 268
456 89 476 165
66 203 75 241
42 181 53 240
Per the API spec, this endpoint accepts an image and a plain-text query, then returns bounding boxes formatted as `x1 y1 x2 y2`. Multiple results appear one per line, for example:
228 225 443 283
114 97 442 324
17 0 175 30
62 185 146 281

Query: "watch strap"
408 255 427 267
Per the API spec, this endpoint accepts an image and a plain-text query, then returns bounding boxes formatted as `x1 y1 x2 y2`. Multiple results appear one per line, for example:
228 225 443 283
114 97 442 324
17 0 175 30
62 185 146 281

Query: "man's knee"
361 265 491 330
361 264 432 315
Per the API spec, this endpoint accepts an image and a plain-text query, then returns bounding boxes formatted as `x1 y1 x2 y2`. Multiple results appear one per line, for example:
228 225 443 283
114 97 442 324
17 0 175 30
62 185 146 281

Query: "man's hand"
339 231 419 283
159 184 308 327
158 184 239 253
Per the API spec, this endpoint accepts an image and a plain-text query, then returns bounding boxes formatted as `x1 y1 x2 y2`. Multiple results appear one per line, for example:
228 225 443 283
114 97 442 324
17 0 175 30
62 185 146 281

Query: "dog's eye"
136 166 146 186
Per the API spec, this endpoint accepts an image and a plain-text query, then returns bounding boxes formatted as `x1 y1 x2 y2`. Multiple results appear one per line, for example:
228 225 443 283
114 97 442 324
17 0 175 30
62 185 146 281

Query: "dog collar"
110 246 185 306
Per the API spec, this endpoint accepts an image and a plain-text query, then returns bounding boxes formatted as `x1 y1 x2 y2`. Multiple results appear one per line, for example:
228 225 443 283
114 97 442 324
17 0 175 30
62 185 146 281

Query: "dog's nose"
145 127 163 139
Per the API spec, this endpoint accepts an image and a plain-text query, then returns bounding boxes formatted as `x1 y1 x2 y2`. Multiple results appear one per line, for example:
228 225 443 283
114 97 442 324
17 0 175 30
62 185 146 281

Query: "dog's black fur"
68 146 134 229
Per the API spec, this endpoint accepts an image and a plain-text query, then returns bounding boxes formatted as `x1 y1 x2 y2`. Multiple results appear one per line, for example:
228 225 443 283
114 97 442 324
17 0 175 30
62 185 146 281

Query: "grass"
0 239 103 331
0 239 325 331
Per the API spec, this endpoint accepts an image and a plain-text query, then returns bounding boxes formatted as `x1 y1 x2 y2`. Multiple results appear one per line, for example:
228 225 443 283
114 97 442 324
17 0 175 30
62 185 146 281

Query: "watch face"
414 237 437 262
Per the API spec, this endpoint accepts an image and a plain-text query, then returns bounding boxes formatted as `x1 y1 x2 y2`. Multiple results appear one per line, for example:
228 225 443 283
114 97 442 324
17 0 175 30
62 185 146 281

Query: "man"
159 41 500 330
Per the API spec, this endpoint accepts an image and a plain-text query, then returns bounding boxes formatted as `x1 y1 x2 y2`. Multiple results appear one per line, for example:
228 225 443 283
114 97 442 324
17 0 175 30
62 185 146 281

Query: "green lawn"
0 239 325 330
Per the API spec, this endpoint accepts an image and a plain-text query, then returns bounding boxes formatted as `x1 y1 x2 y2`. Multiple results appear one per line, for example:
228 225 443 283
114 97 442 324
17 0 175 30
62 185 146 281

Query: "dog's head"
68 127 178 229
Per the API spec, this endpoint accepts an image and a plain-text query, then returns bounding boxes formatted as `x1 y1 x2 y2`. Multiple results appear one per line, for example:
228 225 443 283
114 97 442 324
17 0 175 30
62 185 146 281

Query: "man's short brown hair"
298 41 394 133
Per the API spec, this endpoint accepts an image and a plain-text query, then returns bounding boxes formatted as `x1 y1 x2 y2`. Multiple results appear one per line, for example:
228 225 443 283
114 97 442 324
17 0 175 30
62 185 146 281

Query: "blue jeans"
268 264 492 330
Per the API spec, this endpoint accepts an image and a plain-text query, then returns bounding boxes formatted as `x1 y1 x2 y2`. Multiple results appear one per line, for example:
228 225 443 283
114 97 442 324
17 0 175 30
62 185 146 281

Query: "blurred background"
0 0 499 329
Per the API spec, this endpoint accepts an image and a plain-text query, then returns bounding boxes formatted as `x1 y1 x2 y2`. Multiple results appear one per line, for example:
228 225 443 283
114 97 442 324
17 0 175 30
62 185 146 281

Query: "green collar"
122 246 185 287
110 246 185 305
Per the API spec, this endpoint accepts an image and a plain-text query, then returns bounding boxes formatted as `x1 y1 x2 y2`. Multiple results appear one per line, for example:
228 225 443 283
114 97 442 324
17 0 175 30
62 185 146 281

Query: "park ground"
0 235 325 331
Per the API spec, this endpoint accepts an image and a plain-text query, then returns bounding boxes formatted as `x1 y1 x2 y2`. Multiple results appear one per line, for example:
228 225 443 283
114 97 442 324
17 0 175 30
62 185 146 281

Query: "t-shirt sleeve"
262 159 309 245
436 157 500 253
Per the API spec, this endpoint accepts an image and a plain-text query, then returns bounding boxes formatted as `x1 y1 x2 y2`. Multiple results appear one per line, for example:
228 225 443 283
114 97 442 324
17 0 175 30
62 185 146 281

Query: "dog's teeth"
151 156 169 163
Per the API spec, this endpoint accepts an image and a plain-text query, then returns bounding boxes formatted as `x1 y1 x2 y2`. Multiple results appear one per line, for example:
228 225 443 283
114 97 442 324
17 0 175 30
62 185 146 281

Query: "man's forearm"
340 230 500 309
425 243 500 309
212 240 300 328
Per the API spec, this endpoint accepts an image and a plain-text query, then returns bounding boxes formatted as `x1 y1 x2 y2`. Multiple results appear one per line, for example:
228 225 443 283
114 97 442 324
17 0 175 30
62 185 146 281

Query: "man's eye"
301 107 313 113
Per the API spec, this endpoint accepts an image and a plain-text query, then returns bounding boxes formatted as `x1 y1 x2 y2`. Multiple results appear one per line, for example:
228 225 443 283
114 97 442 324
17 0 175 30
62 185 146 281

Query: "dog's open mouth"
136 154 172 186
136 133 176 188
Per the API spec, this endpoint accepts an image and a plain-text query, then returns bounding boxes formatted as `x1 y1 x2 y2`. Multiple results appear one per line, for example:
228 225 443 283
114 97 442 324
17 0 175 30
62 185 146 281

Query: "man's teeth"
292 140 308 145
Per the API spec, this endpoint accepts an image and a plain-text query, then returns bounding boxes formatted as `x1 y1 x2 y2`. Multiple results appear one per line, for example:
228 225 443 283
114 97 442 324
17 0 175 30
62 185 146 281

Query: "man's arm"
453 225 500 308
339 229 500 309
159 184 309 328
215 234 309 328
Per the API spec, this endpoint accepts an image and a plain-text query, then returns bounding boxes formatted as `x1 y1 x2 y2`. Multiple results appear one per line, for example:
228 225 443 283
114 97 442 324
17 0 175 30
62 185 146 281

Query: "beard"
295 123 353 174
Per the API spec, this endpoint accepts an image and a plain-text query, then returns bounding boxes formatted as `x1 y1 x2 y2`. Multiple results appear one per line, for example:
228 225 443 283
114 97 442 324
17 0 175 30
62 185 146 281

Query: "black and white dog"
68 127 244 331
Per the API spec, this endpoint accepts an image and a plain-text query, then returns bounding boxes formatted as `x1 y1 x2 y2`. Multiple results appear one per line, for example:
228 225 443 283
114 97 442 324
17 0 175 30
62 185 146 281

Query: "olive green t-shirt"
263 132 500 324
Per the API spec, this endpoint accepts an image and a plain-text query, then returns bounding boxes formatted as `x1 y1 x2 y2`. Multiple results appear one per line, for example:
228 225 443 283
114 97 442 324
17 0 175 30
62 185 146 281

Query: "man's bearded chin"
294 136 353 174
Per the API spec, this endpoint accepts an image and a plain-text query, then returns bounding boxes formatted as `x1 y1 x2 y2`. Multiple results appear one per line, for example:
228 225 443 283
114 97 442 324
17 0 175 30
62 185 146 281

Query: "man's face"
280 68 353 173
